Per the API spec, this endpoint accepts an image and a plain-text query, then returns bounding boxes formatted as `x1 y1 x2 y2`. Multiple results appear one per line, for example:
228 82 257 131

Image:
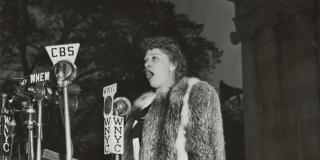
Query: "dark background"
0 0 246 159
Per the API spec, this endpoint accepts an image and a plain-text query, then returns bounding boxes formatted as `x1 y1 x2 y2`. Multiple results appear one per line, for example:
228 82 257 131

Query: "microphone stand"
34 84 46 160
1 93 7 160
36 98 43 160
8 118 16 160
62 80 72 160
22 100 35 160
56 62 74 160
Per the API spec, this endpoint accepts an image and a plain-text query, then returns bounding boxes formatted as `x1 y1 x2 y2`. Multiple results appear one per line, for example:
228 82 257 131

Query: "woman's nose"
144 60 150 68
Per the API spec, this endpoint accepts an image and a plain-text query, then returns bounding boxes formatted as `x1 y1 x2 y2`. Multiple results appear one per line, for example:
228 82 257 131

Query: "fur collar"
131 77 200 116
132 91 156 111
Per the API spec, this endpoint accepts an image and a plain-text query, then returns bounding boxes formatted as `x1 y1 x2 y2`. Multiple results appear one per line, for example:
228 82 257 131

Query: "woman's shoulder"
170 76 218 98
183 77 220 105
178 77 218 96
192 79 218 96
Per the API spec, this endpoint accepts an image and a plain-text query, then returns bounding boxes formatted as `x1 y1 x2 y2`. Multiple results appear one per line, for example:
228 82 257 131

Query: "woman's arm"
185 81 225 160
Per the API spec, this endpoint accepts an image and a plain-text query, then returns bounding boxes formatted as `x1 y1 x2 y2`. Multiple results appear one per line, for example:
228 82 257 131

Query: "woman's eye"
152 56 158 61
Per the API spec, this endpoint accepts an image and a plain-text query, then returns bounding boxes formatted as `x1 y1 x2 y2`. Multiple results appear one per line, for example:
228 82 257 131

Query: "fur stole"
124 77 225 160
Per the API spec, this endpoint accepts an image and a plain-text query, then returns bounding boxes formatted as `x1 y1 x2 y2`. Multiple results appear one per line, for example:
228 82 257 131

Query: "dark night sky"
168 0 242 89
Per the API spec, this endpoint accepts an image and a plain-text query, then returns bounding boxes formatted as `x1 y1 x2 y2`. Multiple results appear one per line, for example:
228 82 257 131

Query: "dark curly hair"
141 36 187 82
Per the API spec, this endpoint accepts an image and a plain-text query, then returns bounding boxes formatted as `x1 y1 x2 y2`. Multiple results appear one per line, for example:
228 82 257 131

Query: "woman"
124 36 225 160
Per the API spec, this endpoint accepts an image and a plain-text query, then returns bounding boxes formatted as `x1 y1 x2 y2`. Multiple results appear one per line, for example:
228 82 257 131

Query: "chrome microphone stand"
54 61 77 160
35 86 45 160
62 80 72 160
8 118 16 160
36 99 43 160
22 100 35 160
0 93 7 160
22 82 46 160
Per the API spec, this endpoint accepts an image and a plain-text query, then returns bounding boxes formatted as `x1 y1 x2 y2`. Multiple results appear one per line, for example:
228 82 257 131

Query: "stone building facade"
230 0 320 159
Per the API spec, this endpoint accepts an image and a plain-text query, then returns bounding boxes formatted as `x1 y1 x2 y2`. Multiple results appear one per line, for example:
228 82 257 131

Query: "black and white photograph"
0 0 318 160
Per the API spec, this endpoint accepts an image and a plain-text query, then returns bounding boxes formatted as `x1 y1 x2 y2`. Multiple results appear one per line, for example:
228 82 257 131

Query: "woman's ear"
169 64 176 71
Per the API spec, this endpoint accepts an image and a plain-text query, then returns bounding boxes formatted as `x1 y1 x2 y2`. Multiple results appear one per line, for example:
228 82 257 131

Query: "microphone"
45 43 80 160
12 71 82 112
113 97 131 117
53 61 77 87
1 80 32 101
104 96 130 156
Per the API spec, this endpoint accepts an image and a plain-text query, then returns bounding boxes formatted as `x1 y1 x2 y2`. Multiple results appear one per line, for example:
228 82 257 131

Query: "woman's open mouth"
145 70 154 80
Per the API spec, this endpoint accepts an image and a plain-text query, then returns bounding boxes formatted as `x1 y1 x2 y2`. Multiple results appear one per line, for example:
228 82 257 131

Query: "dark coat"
124 77 225 160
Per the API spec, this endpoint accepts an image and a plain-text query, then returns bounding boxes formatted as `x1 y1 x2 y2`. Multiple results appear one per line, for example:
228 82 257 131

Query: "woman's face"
144 48 176 91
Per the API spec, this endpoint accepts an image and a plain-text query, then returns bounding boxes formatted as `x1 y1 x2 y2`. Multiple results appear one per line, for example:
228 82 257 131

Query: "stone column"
230 0 320 159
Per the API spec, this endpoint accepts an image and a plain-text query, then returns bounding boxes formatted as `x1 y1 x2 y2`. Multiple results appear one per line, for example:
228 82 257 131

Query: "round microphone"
113 97 131 117
53 60 77 87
